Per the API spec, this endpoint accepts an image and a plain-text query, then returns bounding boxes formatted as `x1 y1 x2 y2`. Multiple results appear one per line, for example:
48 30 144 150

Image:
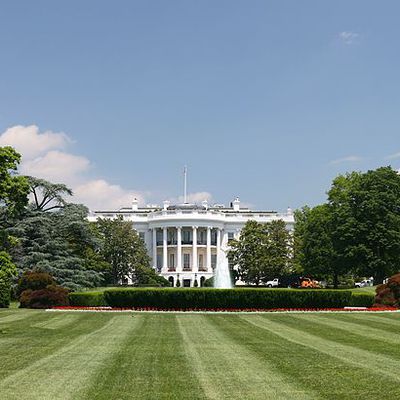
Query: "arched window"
168 276 174 287
200 276 206 287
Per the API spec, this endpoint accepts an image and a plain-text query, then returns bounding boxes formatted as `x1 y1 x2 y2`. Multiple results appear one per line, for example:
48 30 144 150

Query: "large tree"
0 146 29 250
10 202 105 290
294 204 348 288
327 167 400 283
228 219 292 285
96 216 152 285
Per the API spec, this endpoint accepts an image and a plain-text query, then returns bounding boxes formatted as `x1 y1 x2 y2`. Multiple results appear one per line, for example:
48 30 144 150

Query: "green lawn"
0 309 399 399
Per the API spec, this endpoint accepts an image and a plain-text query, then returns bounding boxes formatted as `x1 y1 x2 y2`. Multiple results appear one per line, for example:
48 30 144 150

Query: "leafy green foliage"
10 204 105 290
69 291 106 306
328 167 400 283
349 292 375 307
295 167 400 286
104 288 352 309
0 251 17 307
228 220 292 285
96 216 151 285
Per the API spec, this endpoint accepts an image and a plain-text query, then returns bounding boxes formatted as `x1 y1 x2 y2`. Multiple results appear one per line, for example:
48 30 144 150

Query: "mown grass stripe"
291 313 400 345
81 314 206 400
241 315 400 383
0 314 142 400
177 314 318 400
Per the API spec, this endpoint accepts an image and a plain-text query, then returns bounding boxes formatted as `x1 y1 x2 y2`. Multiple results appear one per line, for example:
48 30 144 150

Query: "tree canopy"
228 219 292 285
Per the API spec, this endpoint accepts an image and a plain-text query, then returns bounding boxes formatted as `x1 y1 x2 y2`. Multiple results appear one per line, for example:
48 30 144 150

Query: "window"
198 230 206 245
228 232 234 243
139 232 145 242
168 229 177 245
169 253 175 269
211 254 217 269
156 230 163 245
182 229 192 244
156 254 162 271
198 254 203 268
183 253 191 270
211 230 217 246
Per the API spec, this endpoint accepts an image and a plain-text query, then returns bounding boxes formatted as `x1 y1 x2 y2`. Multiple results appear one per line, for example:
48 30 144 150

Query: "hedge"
349 292 375 307
69 291 106 307
103 288 353 309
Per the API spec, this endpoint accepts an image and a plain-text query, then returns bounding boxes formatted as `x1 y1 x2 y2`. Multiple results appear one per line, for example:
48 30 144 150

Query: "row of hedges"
68 289 376 309
69 291 106 307
349 292 375 307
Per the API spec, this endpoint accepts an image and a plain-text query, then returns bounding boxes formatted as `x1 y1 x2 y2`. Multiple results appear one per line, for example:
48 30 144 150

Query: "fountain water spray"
214 248 232 289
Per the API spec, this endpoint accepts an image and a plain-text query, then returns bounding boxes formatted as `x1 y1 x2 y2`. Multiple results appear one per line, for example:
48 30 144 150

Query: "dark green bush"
349 292 375 307
103 288 353 309
69 291 106 307
0 278 11 308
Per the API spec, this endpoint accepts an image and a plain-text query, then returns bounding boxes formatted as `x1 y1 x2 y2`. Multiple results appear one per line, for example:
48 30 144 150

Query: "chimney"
163 200 170 210
233 197 240 211
132 198 138 211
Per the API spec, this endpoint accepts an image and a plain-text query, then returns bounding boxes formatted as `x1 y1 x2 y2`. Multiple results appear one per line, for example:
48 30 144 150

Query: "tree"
0 251 17 307
0 146 29 250
27 176 72 212
328 167 400 283
9 204 105 290
228 220 292 285
0 146 29 218
294 204 347 288
96 216 151 285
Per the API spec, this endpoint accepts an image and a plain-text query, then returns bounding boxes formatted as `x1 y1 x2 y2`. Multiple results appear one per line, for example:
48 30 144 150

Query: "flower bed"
50 305 399 313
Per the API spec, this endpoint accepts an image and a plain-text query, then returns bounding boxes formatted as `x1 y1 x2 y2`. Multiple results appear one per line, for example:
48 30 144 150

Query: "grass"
0 309 399 399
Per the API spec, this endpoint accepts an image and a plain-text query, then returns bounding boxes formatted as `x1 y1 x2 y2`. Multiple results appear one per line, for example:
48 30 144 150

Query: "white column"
216 228 221 266
152 228 157 269
163 227 168 272
206 226 211 271
177 227 182 272
192 226 198 272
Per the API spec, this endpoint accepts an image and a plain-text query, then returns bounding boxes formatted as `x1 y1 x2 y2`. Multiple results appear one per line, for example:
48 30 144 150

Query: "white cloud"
338 31 360 45
385 151 400 160
0 125 70 160
74 179 147 210
20 150 91 186
0 125 150 210
329 155 363 165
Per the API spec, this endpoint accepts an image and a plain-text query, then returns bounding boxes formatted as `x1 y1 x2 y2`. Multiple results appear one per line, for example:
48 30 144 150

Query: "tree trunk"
333 273 339 289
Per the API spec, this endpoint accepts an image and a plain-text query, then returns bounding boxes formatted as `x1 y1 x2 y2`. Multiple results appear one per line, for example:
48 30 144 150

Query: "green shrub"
69 291 106 307
0 277 11 308
349 292 375 307
103 288 353 309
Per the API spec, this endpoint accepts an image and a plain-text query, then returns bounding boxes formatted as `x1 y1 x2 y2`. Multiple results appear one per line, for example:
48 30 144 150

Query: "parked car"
354 278 374 288
265 278 279 288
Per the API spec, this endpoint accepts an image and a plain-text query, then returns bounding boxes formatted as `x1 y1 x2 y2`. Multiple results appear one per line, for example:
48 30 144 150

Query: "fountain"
214 248 232 288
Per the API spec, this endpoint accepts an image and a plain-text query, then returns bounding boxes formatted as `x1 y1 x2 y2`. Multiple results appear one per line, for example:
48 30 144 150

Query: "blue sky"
0 1 399 211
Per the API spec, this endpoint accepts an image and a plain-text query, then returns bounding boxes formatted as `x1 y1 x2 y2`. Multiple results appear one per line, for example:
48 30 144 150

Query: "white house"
88 197 295 287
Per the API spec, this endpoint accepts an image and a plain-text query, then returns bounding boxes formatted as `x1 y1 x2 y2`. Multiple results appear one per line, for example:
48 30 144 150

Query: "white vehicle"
354 278 374 288
266 278 279 288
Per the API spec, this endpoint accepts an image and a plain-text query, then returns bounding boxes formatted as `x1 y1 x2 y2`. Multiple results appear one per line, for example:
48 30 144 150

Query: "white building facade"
89 198 295 287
